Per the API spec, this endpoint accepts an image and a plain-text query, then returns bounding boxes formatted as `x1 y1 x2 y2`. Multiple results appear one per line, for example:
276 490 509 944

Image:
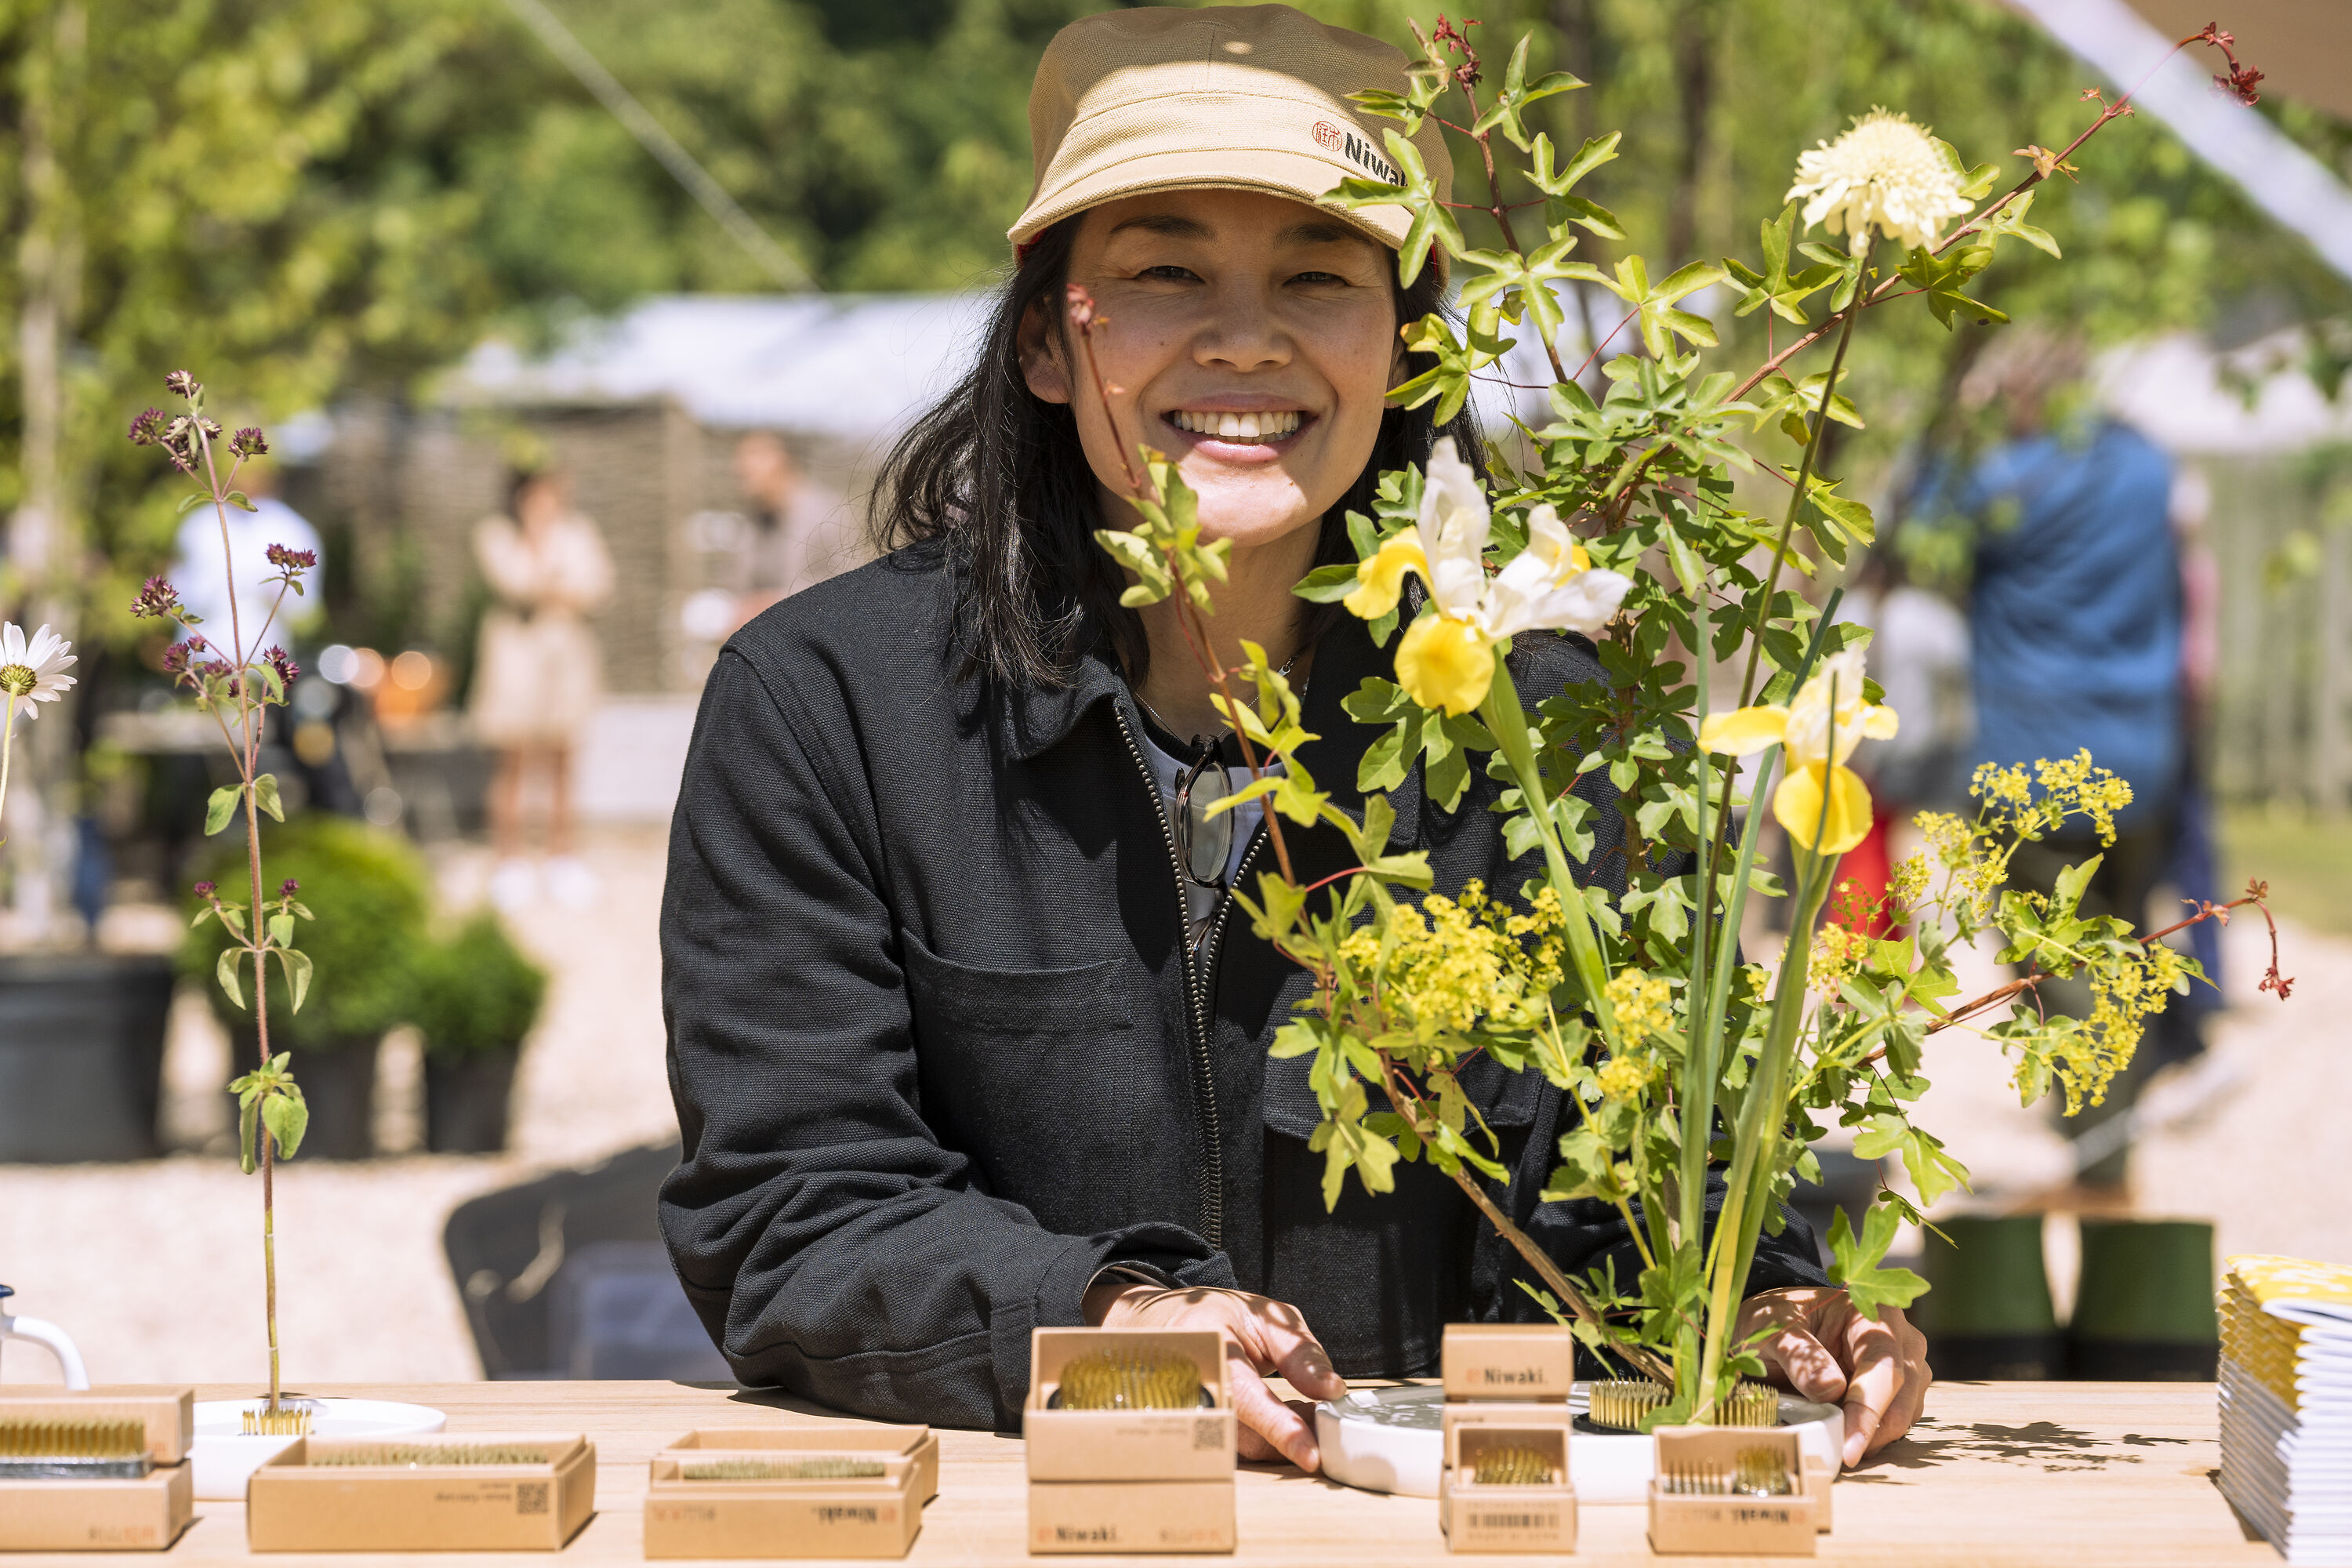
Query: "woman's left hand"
1735 1286 1931 1466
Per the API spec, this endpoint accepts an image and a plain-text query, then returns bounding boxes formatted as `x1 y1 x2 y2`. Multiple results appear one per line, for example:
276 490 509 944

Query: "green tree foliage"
0 0 1098 637
1370 0 2350 466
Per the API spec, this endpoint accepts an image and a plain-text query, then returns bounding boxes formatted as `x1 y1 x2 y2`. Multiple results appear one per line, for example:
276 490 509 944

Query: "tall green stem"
1481 659 1617 1044
1736 292 1862 706
1692 850 1833 1421
0 695 16 837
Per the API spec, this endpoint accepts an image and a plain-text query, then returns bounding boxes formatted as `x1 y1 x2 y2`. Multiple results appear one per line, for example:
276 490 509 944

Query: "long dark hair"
871 216 1484 688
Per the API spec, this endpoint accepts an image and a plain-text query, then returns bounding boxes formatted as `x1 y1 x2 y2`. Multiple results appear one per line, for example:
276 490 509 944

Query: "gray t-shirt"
1131 723 1272 946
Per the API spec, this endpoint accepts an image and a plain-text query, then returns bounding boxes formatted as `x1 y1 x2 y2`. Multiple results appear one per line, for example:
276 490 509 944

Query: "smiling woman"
655 3 1877 1481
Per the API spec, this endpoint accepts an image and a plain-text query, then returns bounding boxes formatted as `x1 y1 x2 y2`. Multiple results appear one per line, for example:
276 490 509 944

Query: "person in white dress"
469 468 614 908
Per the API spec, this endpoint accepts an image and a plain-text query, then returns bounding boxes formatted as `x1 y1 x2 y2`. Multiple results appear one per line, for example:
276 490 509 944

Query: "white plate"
191 1397 447 1499
1315 1381 1843 1502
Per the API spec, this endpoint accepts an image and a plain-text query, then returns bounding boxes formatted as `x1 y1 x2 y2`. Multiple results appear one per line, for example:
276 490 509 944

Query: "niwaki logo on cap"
1314 120 1401 186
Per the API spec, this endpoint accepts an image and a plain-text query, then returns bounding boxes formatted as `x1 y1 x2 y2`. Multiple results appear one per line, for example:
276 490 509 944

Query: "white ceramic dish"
191 1396 447 1499
1315 1381 1843 1502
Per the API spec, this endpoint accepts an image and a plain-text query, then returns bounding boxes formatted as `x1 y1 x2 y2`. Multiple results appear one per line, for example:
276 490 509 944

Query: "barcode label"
1468 1511 1558 1530
514 1481 549 1516
1193 1417 1225 1450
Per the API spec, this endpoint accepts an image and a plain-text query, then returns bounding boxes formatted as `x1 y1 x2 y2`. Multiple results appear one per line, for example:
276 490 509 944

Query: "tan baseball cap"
1010 4 1452 267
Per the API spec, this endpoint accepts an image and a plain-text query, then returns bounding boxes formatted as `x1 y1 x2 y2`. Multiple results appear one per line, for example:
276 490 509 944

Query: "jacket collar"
998 610 1402 825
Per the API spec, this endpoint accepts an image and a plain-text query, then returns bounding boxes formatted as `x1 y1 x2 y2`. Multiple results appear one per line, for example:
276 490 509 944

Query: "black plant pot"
0 954 176 1162
229 1032 381 1160
424 1051 519 1155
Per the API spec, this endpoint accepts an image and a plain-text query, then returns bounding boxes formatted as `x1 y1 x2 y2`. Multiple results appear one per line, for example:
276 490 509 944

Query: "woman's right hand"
1080 1281 1348 1471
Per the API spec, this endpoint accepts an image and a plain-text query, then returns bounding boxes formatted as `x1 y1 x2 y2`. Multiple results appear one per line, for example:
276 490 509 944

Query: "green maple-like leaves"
1388 311 1515 430
1588 255 1730 358
1827 1203 1929 1319
1470 35 1586 153
1896 238 2007 329
1320 129 1461 288
1459 234 1606 354
1093 450 1229 613
1725 205 1844 325
1529 129 1624 241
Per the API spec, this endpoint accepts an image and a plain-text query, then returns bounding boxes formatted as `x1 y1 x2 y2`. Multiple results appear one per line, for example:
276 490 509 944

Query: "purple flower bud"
230 426 269 458
197 417 221 439
131 575 182 619
264 543 318 572
192 880 216 898
279 879 299 898
160 637 208 677
263 645 300 688
165 370 201 400
128 407 165 445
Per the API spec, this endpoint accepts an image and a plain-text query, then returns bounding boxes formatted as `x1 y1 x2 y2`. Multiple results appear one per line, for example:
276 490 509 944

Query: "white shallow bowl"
191 1397 447 1500
1316 1381 1843 1502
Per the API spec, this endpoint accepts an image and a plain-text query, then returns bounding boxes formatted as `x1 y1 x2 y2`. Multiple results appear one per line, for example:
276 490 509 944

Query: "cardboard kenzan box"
1025 1327 1236 1554
1646 1425 1817 1557
0 1388 194 1552
1436 1326 1577 1555
1439 1323 1577 1402
642 1425 939 1560
1442 1423 1577 1554
245 1432 595 1552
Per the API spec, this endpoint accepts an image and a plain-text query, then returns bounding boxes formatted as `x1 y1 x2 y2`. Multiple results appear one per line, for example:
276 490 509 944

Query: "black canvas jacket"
659 540 1824 1433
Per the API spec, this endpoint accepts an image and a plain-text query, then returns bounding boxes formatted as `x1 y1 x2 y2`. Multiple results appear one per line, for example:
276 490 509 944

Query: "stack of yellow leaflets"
2220 1254 2352 1564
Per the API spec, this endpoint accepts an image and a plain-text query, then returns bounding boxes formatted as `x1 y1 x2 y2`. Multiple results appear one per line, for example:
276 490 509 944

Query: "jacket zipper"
1112 704 1227 1251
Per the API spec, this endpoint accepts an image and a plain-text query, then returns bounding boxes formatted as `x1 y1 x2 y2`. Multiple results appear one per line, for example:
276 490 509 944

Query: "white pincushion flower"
0 622 75 714
1786 109 1973 254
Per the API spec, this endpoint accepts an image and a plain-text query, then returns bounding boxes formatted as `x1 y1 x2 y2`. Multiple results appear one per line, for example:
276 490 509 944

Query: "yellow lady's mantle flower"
1785 109 1973 254
1698 648 1896 855
1344 441 1632 715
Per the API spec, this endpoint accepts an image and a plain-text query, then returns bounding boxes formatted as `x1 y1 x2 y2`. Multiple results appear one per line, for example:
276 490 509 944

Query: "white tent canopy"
443 292 997 444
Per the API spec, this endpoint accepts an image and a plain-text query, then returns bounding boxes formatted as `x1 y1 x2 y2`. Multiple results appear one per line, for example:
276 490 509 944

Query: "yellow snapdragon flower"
1697 649 1896 855
1345 441 1632 715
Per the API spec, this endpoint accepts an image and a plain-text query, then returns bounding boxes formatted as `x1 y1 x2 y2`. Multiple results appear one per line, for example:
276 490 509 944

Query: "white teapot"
0 1283 89 1388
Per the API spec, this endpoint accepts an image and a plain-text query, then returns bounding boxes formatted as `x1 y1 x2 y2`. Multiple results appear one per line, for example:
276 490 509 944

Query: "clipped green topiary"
411 911 547 1058
181 814 430 1050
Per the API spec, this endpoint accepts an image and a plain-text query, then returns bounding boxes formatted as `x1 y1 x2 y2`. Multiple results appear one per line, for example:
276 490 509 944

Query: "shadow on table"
1848 1407 2196 1478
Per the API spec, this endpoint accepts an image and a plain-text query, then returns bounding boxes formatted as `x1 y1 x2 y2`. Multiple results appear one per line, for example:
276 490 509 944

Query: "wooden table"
29 1381 2273 1566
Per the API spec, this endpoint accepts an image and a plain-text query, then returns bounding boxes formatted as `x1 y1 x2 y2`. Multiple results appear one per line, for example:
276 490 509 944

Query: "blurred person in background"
1832 552 1973 935
170 460 322 649
471 466 614 910
1956 329 2204 1193
729 430 848 630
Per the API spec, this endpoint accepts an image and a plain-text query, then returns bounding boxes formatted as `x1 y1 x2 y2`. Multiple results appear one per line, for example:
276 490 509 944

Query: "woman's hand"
1736 1286 1932 1465
1081 1280 1348 1470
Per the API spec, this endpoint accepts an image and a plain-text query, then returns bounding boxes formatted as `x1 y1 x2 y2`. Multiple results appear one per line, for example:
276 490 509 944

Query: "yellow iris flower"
1697 648 1897 855
1343 441 1632 716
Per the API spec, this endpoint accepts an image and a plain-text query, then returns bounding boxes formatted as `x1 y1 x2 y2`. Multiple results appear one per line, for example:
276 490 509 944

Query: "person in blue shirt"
1957 331 2204 1189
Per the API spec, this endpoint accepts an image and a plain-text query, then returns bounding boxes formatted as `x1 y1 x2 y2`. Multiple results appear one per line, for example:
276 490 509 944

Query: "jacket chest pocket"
898 928 1167 1232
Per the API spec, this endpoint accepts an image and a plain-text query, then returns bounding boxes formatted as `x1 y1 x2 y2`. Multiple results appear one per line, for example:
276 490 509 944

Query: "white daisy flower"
0 622 78 716
1786 109 1974 254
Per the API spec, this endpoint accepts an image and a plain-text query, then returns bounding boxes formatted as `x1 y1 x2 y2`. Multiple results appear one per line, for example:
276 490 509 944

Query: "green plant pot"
424 1051 519 1155
0 955 176 1162
2066 1218 2218 1381
226 1032 380 1161
1912 1214 2061 1380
